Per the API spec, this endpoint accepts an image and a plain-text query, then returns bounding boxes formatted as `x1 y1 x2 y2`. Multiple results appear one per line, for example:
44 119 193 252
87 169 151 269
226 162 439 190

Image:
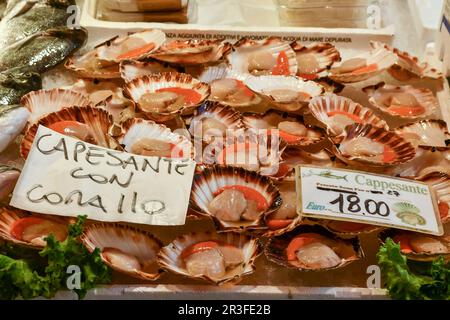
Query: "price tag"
295 165 443 235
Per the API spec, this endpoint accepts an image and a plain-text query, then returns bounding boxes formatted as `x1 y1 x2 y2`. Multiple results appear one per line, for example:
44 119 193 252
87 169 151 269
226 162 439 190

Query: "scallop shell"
21 89 92 123
80 222 164 280
119 118 194 159
308 94 389 136
242 110 326 149
0 105 30 153
264 225 363 271
370 41 444 80
150 39 232 65
421 175 450 224
388 147 450 179
157 231 261 285
123 72 210 122
189 165 282 232
379 229 449 262
395 120 450 148
120 60 178 82
227 37 298 77
329 46 397 83
0 207 68 249
321 220 383 239
209 78 263 108
66 78 133 123
189 101 245 143
363 83 438 120
198 64 230 83
65 49 121 79
291 42 341 79
244 75 324 113
263 181 303 236
272 148 335 182
0 165 20 201
21 106 115 159
333 123 416 167
96 30 166 62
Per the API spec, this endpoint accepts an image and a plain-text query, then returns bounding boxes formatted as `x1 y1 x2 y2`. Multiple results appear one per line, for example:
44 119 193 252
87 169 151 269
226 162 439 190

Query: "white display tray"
28 1 449 300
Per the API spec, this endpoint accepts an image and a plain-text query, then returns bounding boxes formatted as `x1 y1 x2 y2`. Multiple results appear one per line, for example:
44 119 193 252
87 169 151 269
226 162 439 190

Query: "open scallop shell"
119 118 194 159
321 220 383 239
189 101 245 143
81 222 164 280
123 72 210 122
65 49 121 79
308 94 389 136
67 78 133 122
265 225 363 271
227 37 298 77
190 165 282 232
291 42 341 79
379 229 449 261
242 110 326 149
421 174 450 224
120 60 178 82
370 41 444 80
329 46 397 83
157 231 261 285
395 120 450 148
364 83 438 120
272 148 335 182
21 88 92 123
264 181 302 236
209 78 263 108
20 106 115 159
0 165 20 201
150 39 232 65
244 75 323 113
0 207 68 249
388 147 450 179
333 123 416 167
96 30 166 62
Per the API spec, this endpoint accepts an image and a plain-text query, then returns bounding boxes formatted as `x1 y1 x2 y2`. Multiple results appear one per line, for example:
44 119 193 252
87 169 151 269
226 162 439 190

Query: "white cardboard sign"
10 125 196 226
296 165 444 236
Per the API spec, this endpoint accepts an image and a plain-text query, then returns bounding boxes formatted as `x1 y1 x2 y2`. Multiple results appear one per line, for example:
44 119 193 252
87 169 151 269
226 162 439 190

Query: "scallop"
291 42 341 79
120 60 177 82
308 94 388 136
370 41 444 80
81 223 163 280
157 231 260 285
333 124 416 167
123 72 210 122
0 207 68 249
96 29 166 62
329 46 397 83
20 106 116 159
244 75 323 112
364 84 438 120
190 166 282 232
227 37 298 77
119 118 193 159
150 39 232 65
189 101 245 144
395 120 450 148
0 165 20 201
379 229 449 261
21 88 92 124
265 225 363 271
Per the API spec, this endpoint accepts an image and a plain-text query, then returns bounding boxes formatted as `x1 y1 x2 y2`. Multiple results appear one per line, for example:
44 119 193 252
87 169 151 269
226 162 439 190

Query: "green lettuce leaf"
377 238 450 300
0 215 111 300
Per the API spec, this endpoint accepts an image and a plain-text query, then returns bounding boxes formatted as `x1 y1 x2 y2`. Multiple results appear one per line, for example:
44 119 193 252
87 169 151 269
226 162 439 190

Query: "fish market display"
0 25 448 299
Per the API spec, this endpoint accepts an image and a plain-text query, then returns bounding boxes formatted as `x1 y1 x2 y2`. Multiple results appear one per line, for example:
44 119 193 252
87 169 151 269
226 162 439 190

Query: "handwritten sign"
295 165 443 236
11 126 196 226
